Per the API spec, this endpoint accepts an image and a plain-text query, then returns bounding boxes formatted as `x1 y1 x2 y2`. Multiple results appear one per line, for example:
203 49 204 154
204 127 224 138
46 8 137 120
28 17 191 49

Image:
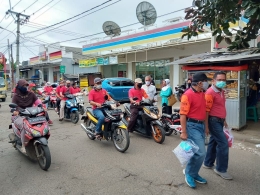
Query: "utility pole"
6 10 29 82
7 39 13 89
10 44 15 88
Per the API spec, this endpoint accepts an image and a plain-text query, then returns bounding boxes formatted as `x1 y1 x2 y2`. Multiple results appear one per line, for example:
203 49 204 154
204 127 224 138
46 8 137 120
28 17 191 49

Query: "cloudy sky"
0 0 194 62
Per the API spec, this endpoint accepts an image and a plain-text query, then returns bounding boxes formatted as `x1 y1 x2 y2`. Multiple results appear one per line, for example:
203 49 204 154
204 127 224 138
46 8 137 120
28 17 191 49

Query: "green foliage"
182 0 260 50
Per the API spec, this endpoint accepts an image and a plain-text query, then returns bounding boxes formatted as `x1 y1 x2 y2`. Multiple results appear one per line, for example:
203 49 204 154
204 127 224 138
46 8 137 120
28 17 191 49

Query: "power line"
31 0 54 16
0 20 15 36
12 0 23 10
23 44 37 56
0 15 6 23
24 0 115 35
22 0 39 13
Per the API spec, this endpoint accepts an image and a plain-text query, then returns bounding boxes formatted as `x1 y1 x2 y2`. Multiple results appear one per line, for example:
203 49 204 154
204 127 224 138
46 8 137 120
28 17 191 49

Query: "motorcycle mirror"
104 95 108 100
9 103 18 108
133 97 138 101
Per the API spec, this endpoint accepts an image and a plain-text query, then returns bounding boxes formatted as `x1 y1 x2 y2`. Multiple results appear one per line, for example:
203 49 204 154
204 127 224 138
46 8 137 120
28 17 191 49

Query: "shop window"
121 80 134 86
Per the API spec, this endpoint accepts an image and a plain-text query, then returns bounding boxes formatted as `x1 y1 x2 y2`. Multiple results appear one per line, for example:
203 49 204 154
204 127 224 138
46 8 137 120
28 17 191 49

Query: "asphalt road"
0 96 260 195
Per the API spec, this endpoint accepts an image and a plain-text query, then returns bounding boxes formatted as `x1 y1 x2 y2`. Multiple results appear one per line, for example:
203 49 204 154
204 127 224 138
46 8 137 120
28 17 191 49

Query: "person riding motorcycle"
71 82 81 94
127 78 148 133
28 83 53 125
59 80 73 121
88 77 118 138
12 79 42 154
55 80 65 115
43 82 54 109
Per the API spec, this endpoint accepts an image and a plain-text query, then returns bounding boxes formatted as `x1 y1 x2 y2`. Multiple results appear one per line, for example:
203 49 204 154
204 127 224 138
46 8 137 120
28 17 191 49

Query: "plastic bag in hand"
223 127 234 147
172 139 199 167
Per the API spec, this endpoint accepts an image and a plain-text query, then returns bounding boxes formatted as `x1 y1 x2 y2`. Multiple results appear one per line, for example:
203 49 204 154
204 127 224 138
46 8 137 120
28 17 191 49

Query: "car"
101 78 134 102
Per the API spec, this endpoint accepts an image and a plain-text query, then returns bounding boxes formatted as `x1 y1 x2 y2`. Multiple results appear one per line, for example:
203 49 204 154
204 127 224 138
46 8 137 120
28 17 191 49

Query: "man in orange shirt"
203 71 232 180
180 72 211 188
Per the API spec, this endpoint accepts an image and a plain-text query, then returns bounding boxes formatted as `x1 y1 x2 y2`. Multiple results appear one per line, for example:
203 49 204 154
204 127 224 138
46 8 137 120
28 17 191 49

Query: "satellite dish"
136 1 157 26
102 21 121 37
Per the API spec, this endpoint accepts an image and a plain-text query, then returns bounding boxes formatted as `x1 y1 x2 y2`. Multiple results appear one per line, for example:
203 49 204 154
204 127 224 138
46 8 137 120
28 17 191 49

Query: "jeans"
185 122 206 178
204 117 229 173
93 108 105 134
45 96 50 109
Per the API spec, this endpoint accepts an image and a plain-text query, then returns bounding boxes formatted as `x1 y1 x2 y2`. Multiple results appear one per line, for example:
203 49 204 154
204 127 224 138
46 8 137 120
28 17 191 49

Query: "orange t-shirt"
180 88 206 121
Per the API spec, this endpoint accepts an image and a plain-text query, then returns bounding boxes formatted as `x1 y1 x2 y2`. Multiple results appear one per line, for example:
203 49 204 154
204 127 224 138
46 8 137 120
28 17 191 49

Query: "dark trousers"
127 104 142 131
162 103 172 115
56 98 61 111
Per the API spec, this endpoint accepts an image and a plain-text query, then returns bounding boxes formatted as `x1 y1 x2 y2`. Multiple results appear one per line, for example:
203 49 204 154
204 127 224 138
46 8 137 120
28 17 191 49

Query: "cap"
135 78 142 83
94 77 102 84
192 72 211 83
17 79 29 87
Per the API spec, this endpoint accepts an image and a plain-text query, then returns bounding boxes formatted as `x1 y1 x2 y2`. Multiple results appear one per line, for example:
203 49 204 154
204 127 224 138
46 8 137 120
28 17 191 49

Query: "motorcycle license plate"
28 116 46 124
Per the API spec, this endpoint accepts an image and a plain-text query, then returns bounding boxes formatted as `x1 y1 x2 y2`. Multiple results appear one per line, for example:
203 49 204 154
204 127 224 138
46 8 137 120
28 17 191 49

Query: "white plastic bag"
223 127 234 147
173 139 199 167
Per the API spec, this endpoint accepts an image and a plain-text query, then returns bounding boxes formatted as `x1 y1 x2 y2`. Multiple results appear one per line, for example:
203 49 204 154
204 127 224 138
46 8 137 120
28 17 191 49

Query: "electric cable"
31 0 54 16
0 20 15 36
24 0 115 34
23 44 37 56
0 15 6 24
12 0 23 10
22 0 39 13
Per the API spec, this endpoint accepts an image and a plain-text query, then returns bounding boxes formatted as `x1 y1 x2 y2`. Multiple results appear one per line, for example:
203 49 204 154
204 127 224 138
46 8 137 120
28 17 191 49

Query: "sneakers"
20 146 26 154
183 169 207 187
214 169 233 180
194 175 207 184
48 120 53 125
203 164 215 169
59 118 63 121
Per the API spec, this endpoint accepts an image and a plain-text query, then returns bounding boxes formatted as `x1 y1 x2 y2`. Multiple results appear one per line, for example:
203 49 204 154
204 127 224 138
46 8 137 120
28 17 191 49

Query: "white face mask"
145 81 150 86
202 82 209 90
95 85 102 89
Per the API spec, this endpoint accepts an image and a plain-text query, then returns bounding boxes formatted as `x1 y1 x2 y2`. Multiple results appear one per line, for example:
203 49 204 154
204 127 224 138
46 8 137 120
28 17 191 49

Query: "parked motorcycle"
160 108 182 136
75 92 85 115
175 84 186 102
80 97 130 153
123 98 165 144
62 94 80 124
8 101 51 171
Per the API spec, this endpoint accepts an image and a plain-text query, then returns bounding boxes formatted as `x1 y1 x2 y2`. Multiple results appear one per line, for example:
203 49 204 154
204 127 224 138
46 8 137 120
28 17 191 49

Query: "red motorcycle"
8 101 51 171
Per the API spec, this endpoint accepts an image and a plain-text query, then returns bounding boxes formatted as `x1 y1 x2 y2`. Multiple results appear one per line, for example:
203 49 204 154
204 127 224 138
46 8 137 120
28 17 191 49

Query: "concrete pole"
15 15 20 81
7 39 13 89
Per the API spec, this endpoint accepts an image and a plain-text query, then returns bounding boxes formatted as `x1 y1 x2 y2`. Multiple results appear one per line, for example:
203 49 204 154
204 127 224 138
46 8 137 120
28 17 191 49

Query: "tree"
182 0 260 51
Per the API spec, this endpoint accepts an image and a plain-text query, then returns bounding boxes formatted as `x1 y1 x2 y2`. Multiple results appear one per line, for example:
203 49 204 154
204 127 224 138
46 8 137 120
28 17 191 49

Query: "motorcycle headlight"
31 129 41 137
150 112 158 119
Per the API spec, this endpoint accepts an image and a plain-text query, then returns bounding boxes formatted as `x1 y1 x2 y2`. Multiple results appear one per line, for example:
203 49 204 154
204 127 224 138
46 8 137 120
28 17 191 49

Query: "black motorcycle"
175 84 186 102
160 108 182 136
123 98 165 144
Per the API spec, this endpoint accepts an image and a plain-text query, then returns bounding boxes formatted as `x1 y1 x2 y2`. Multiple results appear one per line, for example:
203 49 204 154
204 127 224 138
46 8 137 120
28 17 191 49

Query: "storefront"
103 63 127 78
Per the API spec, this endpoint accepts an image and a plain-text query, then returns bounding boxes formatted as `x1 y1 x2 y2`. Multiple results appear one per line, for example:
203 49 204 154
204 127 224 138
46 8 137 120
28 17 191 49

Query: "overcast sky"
0 0 194 62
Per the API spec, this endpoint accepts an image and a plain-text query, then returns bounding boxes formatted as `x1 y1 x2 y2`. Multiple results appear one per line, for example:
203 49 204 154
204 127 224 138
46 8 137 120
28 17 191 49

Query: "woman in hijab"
12 79 42 154
160 79 173 115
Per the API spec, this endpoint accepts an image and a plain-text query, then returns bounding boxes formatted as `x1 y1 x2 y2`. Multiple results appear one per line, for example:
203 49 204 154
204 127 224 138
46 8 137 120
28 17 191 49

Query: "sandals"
94 133 102 140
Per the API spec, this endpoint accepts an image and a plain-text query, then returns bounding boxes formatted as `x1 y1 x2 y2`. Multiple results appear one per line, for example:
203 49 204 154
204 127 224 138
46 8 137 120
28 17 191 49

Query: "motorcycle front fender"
150 120 162 126
70 108 78 113
34 137 48 146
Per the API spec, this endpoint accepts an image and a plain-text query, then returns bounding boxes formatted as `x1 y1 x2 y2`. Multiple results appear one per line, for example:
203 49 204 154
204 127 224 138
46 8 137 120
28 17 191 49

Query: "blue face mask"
215 81 226 89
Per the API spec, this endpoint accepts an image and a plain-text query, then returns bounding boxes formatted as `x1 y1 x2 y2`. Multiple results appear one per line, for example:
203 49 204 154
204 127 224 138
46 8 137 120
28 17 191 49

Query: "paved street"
0 95 260 195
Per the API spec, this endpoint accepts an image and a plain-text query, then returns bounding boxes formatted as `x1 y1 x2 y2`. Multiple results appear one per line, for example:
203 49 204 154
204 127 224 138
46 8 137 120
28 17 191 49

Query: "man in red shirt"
55 80 65 115
59 80 73 121
180 72 211 188
71 82 81 94
88 78 116 138
43 82 53 109
204 71 232 180
127 78 148 133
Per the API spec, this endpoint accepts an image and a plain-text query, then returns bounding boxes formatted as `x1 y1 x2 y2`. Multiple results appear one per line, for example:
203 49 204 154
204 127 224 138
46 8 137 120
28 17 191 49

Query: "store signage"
60 65 66 73
79 59 97 68
30 56 39 65
109 56 118 64
49 51 62 61
103 57 109 65
97 58 104 65
39 51 47 61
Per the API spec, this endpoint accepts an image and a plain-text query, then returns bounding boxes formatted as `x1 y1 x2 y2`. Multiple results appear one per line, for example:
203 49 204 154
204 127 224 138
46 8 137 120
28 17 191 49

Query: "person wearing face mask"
203 71 232 180
179 72 211 188
160 79 173 115
88 78 116 138
59 80 73 121
142 76 157 106
127 78 148 133
12 79 42 154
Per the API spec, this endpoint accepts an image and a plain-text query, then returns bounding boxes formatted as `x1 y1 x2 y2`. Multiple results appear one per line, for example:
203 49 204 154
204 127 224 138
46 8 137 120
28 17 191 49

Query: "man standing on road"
142 75 157 106
56 80 65 115
203 71 233 180
179 72 211 188
128 78 148 133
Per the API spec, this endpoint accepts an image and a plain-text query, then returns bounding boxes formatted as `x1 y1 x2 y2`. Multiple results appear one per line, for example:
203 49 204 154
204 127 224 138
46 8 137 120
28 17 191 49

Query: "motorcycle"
123 97 166 144
49 92 57 109
160 108 182 136
175 84 186 102
80 96 130 153
75 92 85 115
8 101 51 171
62 94 80 124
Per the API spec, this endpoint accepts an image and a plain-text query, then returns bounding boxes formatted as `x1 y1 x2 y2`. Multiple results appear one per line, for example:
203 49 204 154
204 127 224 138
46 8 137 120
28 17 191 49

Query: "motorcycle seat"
173 109 180 113
87 108 94 116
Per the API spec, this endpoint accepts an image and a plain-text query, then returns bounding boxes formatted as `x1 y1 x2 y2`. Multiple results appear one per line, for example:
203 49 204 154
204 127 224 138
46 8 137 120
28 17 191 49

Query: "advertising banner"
109 56 118 64
97 58 104 65
103 57 109 65
79 59 97 68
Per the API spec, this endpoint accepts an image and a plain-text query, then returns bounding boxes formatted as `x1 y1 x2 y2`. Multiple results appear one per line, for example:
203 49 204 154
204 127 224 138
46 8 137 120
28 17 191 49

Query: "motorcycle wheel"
112 128 130 153
71 111 79 124
37 144 51 171
85 119 96 140
152 125 165 144
80 107 85 115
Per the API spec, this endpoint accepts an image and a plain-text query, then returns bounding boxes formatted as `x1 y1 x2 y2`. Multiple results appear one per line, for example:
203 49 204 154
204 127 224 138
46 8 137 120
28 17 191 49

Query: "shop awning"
165 49 260 66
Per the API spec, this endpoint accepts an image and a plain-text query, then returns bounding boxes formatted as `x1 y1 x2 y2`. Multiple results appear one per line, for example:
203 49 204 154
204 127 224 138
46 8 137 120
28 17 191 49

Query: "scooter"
160 108 182 136
62 94 80 124
123 97 166 144
75 92 85 115
8 101 51 171
175 84 186 102
49 92 57 109
80 96 130 153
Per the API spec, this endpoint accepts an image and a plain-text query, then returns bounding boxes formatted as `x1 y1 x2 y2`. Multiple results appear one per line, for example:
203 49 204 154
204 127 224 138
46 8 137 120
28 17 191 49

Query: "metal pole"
7 39 13 89
15 15 20 81
10 44 15 88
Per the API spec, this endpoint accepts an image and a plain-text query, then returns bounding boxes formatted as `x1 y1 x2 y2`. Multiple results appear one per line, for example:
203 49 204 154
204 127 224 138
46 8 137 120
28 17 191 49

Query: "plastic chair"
246 106 258 122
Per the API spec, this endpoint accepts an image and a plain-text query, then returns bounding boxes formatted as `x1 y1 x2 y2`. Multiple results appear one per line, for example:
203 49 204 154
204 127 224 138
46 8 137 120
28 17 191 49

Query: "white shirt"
142 84 157 105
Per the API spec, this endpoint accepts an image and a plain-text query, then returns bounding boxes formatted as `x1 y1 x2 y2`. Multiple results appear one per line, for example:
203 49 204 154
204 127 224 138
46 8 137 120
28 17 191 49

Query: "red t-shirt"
44 86 53 94
71 87 81 94
128 88 148 102
88 89 110 109
180 88 206 121
60 86 73 101
56 86 62 98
